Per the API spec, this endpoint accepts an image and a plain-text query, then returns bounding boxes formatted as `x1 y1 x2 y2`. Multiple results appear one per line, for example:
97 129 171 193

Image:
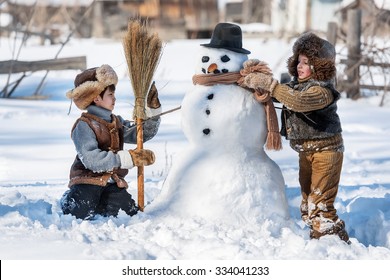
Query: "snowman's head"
195 47 248 75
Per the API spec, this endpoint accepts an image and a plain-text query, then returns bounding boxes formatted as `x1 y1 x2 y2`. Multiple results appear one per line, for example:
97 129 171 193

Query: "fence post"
327 22 338 46
92 1 104 38
346 9 361 99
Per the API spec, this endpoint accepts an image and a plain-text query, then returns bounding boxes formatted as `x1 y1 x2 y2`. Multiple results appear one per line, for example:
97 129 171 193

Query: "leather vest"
68 113 129 188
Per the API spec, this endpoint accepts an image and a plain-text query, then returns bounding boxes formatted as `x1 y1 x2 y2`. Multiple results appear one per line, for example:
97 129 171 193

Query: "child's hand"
241 59 273 75
118 149 156 168
238 59 275 93
239 72 278 94
129 149 155 166
147 81 161 109
243 58 261 68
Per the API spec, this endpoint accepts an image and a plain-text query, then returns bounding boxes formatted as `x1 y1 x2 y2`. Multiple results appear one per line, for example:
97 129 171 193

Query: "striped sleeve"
272 84 334 112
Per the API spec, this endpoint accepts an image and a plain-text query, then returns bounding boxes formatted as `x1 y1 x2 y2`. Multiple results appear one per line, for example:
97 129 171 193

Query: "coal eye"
221 55 230 62
202 56 210 63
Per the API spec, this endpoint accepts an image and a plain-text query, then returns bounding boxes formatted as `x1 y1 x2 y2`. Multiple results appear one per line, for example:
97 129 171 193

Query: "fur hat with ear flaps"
66 64 118 110
287 32 336 81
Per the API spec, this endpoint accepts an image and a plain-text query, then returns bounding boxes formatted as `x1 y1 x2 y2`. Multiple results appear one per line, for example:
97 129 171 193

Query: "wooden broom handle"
136 117 145 211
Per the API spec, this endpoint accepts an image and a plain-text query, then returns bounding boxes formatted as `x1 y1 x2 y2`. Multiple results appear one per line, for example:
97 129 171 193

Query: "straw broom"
123 19 162 211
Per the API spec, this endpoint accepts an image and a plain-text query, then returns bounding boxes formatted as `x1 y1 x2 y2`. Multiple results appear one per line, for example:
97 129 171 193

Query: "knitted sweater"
273 78 343 153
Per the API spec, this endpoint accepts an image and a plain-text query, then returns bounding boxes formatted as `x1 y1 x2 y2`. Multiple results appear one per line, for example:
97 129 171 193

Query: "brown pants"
299 151 343 233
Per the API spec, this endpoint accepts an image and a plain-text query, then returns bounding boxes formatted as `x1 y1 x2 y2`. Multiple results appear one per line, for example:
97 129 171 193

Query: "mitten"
243 58 261 68
241 72 279 95
129 149 155 166
242 59 272 74
147 81 161 109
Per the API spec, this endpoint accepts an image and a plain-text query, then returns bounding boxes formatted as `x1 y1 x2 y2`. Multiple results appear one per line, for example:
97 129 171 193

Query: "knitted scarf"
192 71 282 151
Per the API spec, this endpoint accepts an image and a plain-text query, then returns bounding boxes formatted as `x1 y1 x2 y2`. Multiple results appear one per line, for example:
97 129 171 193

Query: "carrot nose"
207 63 218 73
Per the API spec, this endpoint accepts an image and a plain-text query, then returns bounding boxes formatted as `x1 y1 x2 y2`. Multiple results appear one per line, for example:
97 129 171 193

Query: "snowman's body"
150 47 289 224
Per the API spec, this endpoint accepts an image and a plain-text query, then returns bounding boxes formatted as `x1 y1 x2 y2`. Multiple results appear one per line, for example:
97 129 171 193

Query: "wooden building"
337 0 390 37
1 0 220 41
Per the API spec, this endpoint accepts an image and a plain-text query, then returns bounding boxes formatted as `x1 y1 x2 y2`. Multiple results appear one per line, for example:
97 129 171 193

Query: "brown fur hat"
287 32 336 81
66 64 118 110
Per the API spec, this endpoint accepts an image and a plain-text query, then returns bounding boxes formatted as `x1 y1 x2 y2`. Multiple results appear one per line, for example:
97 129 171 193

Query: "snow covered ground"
1 33 390 276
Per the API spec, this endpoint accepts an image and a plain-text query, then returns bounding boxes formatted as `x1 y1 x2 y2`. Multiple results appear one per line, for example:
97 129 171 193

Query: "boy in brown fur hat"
238 32 350 243
61 64 161 220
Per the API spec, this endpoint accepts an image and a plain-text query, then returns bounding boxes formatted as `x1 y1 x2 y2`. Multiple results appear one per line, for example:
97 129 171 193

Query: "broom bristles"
123 19 162 120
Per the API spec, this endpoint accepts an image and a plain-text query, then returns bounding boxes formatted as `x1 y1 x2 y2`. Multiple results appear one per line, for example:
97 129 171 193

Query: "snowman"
150 23 289 224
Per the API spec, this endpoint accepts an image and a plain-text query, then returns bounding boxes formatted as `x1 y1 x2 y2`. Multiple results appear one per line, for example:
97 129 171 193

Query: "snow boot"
310 220 351 244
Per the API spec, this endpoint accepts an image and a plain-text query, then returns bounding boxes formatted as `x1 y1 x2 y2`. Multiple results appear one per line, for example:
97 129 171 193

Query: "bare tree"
1 1 95 99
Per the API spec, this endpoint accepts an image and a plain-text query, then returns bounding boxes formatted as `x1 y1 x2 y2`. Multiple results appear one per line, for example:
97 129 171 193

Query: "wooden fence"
0 56 86 74
336 9 389 100
0 56 86 98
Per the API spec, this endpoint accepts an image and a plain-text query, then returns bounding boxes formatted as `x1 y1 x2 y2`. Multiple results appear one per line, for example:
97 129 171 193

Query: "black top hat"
201 23 250 54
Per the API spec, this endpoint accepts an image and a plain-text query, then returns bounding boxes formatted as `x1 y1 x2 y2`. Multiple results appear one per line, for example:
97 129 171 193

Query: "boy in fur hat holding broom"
239 32 350 243
61 64 161 220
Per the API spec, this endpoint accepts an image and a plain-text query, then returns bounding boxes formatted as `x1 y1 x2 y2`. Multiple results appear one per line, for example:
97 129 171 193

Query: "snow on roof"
8 0 94 6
